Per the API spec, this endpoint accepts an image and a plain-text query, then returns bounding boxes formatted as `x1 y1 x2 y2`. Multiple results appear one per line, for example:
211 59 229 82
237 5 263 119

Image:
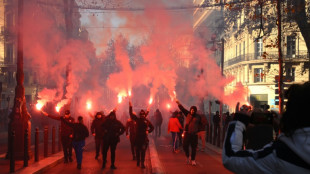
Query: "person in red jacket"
168 111 183 153
42 110 74 163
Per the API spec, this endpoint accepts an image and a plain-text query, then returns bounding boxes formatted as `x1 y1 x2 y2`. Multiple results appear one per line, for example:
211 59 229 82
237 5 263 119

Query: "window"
254 68 265 83
286 67 295 82
255 38 263 59
6 44 13 63
287 36 296 58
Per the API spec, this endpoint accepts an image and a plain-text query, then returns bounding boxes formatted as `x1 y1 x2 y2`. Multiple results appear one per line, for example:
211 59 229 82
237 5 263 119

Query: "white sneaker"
191 160 196 166
186 158 191 164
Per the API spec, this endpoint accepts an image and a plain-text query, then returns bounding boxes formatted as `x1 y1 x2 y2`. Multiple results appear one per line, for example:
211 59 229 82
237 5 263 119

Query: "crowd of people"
40 81 310 173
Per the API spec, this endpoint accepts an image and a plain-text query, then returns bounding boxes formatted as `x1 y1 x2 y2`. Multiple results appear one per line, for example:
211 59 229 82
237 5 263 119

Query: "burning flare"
149 97 153 105
36 102 44 110
167 103 171 109
55 106 60 112
86 101 92 110
118 95 123 104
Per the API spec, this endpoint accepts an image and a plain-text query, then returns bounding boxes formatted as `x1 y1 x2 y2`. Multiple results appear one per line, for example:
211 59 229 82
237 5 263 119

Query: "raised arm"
176 100 189 116
41 111 61 120
129 101 138 121
60 117 75 128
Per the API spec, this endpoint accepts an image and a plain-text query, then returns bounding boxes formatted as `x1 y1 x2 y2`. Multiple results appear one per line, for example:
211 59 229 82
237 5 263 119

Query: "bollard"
24 129 29 167
52 126 55 154
35 128 39 162
44 126 48 157
210 124 213 144
10 130 15 173
58 126 61 151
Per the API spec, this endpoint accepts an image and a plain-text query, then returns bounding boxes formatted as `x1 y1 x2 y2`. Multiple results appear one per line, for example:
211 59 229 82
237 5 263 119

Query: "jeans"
72 140 85 165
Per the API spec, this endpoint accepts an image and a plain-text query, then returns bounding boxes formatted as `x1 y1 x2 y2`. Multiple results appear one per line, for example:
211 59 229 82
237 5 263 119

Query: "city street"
38 135 231 174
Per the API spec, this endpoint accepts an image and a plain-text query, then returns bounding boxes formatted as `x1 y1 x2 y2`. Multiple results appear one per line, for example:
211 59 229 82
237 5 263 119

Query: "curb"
149 138 165 174
14 139 94 174
205 143 222 154
14 152 64 174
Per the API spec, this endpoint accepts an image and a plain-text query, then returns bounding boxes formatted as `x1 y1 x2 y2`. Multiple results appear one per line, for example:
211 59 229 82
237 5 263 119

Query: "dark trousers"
155 124 161 137
130 135 136 158
183 132 198 160
213 124 220 144
72 140 85 165
95 137 102 157
136 142 148 165
177 130 183 146
61 136 72 161
102 140 118 166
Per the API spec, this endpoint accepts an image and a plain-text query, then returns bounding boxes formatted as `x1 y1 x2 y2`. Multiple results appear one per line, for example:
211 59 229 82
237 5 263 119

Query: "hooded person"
91 112 106 159
61 116 89 169
175 100 202 166
101 109 125 170
129 101 154 169
41 109 74 163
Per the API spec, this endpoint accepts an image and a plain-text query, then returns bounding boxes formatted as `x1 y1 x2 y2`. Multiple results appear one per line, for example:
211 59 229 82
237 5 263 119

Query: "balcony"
224 50 309 67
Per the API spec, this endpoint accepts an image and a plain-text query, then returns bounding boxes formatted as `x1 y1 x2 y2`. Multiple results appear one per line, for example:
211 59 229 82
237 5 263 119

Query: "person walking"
175 99 202 166
101 109 125 170
41 110 74 163
168 111 183 153
61 116 89 170
129 101 154 168
213 111 220 145
126 117 137 160
154 109 163 138
197 111 208 152
222 81 310 174
176 111 184 147
91 112 106 159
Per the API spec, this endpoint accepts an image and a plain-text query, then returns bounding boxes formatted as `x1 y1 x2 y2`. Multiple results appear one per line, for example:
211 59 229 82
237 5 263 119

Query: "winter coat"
178 104 201 134
101 111 125 143
91 117 105 139
125 118 136 137
61 118 89 142
129 105 154 145
48 114 74 137
222 113 310 174
168 117 182 133
198 114 208 132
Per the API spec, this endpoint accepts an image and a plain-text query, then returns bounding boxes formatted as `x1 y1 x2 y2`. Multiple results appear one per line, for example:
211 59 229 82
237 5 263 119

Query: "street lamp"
7 0 31 160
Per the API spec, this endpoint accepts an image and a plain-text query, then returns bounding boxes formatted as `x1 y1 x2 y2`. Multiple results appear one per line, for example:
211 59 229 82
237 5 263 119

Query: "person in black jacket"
129 101 154 168
175 99 201 166
41 110 74 163
101 109 125 170
61 116 89 169
91 112 106 159
126 117 137 160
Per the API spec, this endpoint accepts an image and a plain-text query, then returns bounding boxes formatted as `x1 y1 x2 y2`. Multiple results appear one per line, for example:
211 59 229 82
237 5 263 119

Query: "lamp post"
7 0 31 160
